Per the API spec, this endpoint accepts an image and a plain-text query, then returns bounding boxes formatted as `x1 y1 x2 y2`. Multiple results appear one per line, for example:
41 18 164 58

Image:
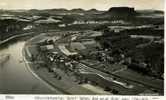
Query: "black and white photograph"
0 0 164 96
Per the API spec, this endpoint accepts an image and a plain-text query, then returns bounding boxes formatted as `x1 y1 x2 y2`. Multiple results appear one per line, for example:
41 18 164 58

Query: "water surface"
0 41 61 94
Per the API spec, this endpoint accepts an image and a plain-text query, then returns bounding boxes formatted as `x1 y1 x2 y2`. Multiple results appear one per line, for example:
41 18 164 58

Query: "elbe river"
0 40 61 94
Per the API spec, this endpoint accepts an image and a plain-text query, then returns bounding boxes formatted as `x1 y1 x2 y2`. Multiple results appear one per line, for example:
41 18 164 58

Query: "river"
0 40 62 94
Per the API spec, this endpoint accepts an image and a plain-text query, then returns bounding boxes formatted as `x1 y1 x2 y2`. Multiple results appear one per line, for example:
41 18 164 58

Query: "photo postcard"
0 0 165 99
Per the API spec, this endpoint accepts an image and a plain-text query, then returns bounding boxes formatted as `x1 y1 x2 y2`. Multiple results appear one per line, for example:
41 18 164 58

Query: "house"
70 42 86 51
40 44 54 51
58 45 78 56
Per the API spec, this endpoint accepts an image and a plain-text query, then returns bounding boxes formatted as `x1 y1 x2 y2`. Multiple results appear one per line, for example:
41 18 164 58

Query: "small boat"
0 54 10 65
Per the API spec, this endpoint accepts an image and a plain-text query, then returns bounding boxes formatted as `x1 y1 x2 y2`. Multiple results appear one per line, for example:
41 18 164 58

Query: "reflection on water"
0 41 60 94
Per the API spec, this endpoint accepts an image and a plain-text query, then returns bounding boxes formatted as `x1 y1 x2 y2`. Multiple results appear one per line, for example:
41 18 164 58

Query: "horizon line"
0 7 164 11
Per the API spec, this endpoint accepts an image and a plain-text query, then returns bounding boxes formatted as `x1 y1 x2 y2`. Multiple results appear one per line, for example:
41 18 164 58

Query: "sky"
0 0 164 10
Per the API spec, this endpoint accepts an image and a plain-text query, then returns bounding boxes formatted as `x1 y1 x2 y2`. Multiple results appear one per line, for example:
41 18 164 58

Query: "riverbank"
0 30 62 46
22 44 65 94
0 32 35 45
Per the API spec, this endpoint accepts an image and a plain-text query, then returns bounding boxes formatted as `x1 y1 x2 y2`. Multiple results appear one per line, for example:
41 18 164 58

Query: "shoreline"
0 32 35 45
0 30 57 45
22 47 65 94
22 35 70 94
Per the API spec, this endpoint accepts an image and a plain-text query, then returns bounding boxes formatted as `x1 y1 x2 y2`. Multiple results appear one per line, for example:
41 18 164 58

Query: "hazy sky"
0 0 164 10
